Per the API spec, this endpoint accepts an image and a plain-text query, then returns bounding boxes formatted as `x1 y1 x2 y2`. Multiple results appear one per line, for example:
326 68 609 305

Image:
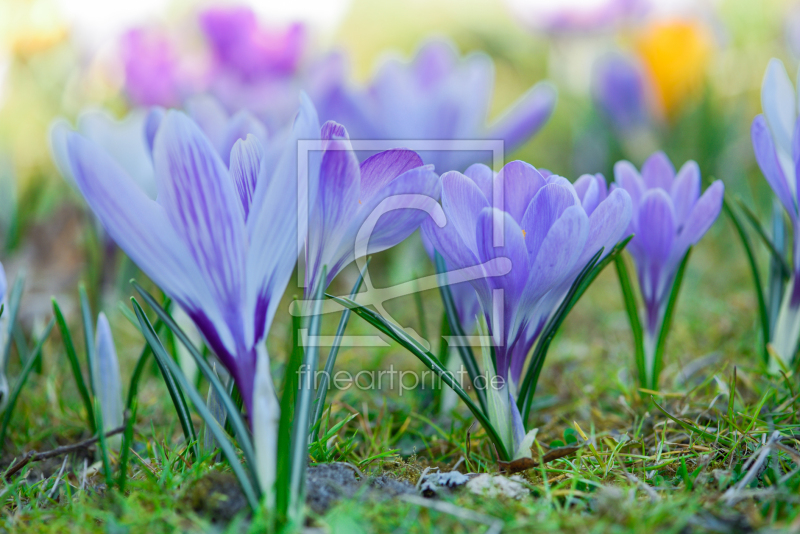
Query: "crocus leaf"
615 253 647 388
129 297 199 460
328 293 511 461
723 199 770 364
735 198 791 279
118 401 137 492
52 298 95 434
312 262 368 437
767 201 787 334
0 317 54 447
132 297 260 510
276 298 303 525
131 281 256 480
434 251 488 415
288 266 326 523
652 248 692 390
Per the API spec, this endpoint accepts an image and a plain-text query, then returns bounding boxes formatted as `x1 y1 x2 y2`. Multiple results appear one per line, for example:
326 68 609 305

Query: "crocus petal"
637 190 675 264
520 183 577 261
493 161 547 224
229 134 264 219
153 111 248 352
464 163 494 200
675 180 724 252
77 109 157 198
762 58 796 157
576 188 632 267
641 151 675 191
145 106 165 157
670 161 701 229
220 110 268 166
476 208 530 330
441 171 490 255
338 166 441 284
522 205 589 306
307 128 360 285
574 174 604 216
486 82 557 153
614 160 645 215
65 133 215 339
422 208 481 273
752 114 797 219
359 149 423 202
185 95 229 155
94 312 123 434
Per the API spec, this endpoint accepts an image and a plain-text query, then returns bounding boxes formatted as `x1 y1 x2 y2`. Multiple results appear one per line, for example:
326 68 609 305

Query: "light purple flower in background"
304 122 441 293
318 39 557 173
199 6 305 81
504 0 644 33
53 97 321 414
614 152 723 384
423 161 631 457
593 52 649 131
50 109 157 198
120 28 183 107
94 312 123 447
752 58 800 366
51 100 268 201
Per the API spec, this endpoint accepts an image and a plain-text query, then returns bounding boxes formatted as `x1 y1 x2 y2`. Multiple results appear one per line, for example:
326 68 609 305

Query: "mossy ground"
1 205 798 533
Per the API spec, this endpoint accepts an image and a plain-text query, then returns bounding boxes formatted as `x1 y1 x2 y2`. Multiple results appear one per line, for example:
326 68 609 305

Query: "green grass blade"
651 248 692 390
723 198 770 364
1 273 24 373
130 281 257 480
735 198 791 279
289 267 326 521
328 293 511 461
132 299 260 510
78 285 98 398
0 317 54 446
118 401 137 492
93 397 113 487
615 253 647 388
130 298 199 460
52 298 95 434
311 263 368 436
434 251 488 415
276 299 303 524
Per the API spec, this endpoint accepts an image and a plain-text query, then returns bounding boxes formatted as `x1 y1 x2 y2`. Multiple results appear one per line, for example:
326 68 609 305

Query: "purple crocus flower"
422 161 631 457
120 28 183 107
753 58 800 366
53 97 321 414
614 152 723 385
318 39 557 173
304 123 441 293
199 6 304 81
593 52 649 132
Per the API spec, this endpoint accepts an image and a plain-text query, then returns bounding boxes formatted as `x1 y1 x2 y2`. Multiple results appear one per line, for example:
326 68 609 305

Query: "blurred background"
0 0 795 406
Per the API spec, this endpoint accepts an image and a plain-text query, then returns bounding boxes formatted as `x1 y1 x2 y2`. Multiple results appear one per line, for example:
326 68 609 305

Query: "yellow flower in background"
635 19 714 119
